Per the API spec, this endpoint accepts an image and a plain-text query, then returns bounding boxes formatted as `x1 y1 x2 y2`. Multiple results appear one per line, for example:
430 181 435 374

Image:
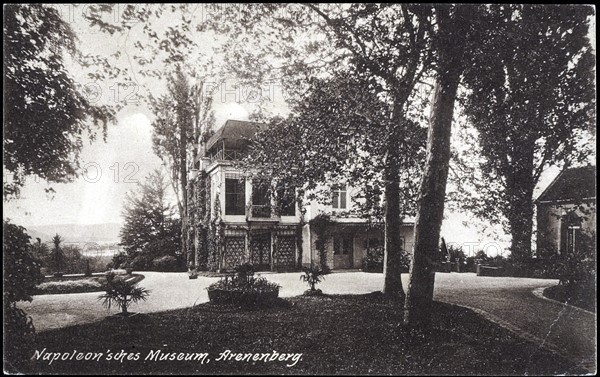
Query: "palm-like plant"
300 264 330 292
50 234 65 275
98 276 150 315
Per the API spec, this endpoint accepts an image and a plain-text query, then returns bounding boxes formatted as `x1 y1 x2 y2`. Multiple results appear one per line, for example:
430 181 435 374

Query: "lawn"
17 293 583 375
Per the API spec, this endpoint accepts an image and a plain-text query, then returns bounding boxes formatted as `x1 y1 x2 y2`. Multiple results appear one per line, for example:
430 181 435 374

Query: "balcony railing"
208 148 243 162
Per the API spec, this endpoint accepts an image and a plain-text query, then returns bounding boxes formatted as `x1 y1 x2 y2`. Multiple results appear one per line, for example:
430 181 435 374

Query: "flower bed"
34 274 145 295
207 286 280 306
35 278 103 295
206 264 281 307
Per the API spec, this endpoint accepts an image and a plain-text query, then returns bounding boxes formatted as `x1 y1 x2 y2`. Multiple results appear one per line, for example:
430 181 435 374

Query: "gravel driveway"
20 273 218 331
18 271 595 371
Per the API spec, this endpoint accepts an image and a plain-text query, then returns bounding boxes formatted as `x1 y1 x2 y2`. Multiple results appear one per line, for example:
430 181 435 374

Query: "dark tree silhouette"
4 5 115 198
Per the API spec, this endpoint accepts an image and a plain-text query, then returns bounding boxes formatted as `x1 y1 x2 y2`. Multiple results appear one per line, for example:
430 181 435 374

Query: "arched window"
560 211 582 254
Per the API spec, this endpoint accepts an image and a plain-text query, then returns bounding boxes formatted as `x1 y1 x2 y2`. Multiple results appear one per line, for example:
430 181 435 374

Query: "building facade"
535 165 596 255
186 120 415 272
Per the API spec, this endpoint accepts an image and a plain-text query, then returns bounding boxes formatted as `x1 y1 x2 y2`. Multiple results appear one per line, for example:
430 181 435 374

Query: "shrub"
363 247 384 272
399 251 411 273
207 265 280 306
35 240 106 275
486 255 507 268
552 232 596 308
363 242 410 273
4 305 36 372
3 221 43 370
310 213 333 270
84 259 92 277
98 276 150 315
152 255 181 272
508 256 561 279
300 264 330 292
187 262 199 278
465 257 477 272
129 254 153 271
108 252 128 270
445 245 467 262
208 276 280 292
233 263 255 285
3 221 44 303
545 283 595 312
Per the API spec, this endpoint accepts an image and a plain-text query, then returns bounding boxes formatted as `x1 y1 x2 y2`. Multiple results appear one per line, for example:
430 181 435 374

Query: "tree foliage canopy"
149 65 215 214
459 4 595 220
454 4 595 258
3 221 44 304
49 234 66 273
119 169 182 269
3 4 116 198
243 73 427 220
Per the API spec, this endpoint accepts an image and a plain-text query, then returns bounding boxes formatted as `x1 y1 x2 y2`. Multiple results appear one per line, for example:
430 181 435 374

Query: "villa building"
185 120 415 272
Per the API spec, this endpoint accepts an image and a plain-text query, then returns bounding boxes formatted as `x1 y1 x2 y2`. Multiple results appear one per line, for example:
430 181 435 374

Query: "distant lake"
61 241 124 257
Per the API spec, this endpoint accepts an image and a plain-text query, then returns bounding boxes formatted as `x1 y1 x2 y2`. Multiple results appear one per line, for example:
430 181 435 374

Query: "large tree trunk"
382 96 411 301
180 126 189 266
510 209 534 260
383 127 405 301
404 6 469 326
506 138 536 261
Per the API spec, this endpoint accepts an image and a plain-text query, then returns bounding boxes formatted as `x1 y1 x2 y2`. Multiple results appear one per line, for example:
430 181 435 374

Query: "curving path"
430 273 596 372
18 272 595 371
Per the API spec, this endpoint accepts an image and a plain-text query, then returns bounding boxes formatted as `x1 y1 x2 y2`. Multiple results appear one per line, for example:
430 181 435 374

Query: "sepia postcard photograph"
3 3 597 375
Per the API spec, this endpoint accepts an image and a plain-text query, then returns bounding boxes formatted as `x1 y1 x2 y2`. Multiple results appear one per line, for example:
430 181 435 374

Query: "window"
225 178 246 215
331 185 347 209
252 181 270 206
334 235 353 255
561 211 582 254
251 180 271 217
278 185 296 216
567 226 581 254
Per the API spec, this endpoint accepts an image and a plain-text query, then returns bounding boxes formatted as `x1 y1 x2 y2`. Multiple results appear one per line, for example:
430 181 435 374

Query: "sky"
3 5 596 255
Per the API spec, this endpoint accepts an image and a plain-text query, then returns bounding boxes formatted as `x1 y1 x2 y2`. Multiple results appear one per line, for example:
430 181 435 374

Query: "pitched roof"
536 165 596 202
205 120 268 151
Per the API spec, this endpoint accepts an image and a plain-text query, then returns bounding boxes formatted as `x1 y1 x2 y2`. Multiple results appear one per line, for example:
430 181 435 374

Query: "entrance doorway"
333 234 354 269
250 232 271 270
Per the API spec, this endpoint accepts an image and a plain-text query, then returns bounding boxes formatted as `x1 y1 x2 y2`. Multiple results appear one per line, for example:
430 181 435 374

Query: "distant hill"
25 223 122 244
25 228 53 243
